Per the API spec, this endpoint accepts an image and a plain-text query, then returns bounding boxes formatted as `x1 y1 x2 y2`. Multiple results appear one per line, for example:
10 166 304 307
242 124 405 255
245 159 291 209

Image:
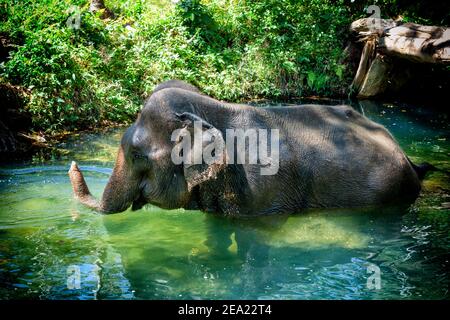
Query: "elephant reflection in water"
196 206 418 298
203 214 284 264
71 205 416 299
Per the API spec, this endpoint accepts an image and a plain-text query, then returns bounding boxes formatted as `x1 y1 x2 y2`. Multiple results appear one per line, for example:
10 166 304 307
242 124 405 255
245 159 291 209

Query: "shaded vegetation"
0 0 448 133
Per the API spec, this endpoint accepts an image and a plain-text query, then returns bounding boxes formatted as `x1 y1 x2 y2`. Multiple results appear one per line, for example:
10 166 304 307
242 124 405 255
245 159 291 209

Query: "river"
0 100 448 299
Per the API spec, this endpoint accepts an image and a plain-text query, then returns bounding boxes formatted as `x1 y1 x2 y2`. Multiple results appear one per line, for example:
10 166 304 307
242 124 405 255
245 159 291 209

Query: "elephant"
68 80 432 216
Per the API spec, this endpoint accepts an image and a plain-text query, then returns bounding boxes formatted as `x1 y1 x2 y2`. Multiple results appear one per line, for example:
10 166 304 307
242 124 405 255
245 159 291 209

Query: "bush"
0 0 445 133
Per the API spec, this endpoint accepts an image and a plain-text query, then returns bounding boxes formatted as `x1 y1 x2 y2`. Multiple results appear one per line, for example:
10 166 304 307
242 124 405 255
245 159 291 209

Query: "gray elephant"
69 80 431 216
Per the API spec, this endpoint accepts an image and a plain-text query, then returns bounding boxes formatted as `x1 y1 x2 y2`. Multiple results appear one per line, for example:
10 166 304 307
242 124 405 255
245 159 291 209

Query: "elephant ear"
174 112 227 192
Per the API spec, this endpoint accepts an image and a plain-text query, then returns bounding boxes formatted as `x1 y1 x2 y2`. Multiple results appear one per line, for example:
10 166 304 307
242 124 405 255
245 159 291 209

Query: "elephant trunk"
68 147 138 213
68 161 102 211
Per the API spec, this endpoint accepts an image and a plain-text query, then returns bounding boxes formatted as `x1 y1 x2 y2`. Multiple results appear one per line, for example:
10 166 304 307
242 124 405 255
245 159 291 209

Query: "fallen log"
350 18 450 98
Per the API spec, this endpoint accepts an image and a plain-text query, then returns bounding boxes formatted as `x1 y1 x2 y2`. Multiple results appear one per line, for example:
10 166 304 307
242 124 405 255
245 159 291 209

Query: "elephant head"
68 88 228 214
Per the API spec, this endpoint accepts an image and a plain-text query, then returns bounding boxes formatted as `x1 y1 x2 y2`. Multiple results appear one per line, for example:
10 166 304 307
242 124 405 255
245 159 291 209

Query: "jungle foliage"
0 0 447 133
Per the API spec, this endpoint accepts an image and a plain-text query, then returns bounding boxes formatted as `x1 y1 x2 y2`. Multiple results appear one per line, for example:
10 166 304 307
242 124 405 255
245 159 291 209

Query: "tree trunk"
350 18 450 98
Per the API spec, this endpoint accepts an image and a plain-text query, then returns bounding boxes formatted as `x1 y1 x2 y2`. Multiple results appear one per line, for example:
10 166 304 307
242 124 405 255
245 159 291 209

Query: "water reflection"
93 205 447 299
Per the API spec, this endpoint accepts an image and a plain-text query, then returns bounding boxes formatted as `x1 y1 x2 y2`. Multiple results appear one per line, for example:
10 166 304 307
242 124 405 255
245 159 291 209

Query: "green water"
0 101 448 300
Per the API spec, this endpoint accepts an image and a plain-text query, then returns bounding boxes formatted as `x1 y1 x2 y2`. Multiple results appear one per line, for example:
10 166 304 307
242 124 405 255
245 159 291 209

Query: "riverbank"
2 94 449 164
1 96 448 173
0 120 128 163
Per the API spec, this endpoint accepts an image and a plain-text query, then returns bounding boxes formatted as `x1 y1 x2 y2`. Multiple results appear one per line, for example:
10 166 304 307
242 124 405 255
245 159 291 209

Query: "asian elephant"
68 80 431 216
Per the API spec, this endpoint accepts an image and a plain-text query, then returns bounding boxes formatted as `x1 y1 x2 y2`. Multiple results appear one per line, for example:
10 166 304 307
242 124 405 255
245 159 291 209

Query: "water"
0 101 448 300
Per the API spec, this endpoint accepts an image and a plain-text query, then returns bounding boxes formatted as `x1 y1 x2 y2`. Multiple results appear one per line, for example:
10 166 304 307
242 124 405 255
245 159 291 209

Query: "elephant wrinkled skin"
69 80 427 216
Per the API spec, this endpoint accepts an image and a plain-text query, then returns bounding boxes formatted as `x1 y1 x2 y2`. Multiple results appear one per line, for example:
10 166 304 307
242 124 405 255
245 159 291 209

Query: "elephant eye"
132 151 147 161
